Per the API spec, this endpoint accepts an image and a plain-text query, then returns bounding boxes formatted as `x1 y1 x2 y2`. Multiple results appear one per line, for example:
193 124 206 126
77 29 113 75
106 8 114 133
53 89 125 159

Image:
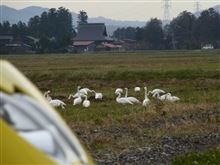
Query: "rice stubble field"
2 50 220 164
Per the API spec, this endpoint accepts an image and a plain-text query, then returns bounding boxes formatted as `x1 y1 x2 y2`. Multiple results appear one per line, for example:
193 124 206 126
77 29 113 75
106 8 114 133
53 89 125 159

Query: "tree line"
0 7 75 52
1 7 219 51
113 8 220 49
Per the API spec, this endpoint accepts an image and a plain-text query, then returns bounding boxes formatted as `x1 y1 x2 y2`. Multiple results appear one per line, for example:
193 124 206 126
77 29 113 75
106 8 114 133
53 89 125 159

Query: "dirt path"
94 132 220 165
74 107 220 165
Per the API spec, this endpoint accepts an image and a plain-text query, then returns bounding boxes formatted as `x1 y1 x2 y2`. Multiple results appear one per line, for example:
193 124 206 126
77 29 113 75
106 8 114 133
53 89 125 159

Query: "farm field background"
1 50 220 164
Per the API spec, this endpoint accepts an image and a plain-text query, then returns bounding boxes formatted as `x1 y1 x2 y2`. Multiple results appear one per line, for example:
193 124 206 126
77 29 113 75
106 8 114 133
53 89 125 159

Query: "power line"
194 1 201 13
163 0 171 23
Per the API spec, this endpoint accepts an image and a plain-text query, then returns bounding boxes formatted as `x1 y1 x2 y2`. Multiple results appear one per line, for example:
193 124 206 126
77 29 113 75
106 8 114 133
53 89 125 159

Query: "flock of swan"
115 87 180 106
43 86 180 109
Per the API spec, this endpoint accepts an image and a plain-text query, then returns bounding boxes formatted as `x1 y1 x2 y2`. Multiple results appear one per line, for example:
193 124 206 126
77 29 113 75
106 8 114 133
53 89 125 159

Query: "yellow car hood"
0 60 94 165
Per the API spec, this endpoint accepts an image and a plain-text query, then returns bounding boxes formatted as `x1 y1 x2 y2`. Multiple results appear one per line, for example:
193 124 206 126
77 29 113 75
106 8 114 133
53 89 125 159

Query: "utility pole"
163 0 171 24
195 1 201 13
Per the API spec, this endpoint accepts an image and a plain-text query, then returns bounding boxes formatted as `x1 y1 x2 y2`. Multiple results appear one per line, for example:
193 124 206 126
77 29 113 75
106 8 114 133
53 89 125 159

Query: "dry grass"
1 51 220 159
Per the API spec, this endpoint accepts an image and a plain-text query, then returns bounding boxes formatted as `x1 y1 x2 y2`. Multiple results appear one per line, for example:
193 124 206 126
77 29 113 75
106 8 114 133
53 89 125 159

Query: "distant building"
73 41 95 52
0 34 39 54
96 42 122 51
0 35 14 54
122 39 137 50
0 35 13 45
73 23 114 52
111 39 137 51
202 44 214 50
5 43 33 54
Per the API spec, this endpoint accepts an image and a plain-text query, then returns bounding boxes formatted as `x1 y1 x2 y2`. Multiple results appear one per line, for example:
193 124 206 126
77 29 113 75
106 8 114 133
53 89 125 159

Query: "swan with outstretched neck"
143 87 150 107
116 92 133 105
43 90 66 109
124 88 141 104
43 90 52 101
115 88 123 94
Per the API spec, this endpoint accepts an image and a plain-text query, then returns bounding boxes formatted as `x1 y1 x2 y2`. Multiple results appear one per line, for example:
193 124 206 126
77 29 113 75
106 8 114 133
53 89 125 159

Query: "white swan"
92 90 103 100
49 99 66 109
124 88 141 104
115 92 133 105
82 96 91 108
68 93 86 99
165 93 180 102
44 91 65 109
115 88 123 94
80 86 92 94
153 92 167 101
73 95 83 106
157 93 167 101
68 94 74 100
155 92 180 102
43 90 52 101
43 90 50 97
134 87 141 92
70 86 91 99
75 86 91 95
142 87 150 107
149 89 166 97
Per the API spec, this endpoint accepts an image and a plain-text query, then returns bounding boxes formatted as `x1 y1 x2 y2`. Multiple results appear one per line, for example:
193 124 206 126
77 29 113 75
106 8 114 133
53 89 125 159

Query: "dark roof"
73 41 94 46
123 39 137 43
73 23 113 41
25 36 39 43
0 35 13 40
102 43 121 48
5 43 32 48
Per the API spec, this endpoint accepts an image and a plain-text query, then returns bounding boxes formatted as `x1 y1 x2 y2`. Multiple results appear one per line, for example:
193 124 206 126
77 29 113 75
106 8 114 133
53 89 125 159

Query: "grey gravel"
94 132 220 165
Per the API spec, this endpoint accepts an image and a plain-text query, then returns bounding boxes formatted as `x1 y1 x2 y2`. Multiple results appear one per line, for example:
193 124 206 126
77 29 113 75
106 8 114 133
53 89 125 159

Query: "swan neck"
125 88 128 97
44 91 49 97
145 88 148 99
117 92 121 99
68 94 72 99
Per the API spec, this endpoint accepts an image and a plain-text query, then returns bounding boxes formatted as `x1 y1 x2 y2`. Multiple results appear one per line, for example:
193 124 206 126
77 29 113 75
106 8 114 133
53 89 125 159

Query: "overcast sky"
1 0 220 21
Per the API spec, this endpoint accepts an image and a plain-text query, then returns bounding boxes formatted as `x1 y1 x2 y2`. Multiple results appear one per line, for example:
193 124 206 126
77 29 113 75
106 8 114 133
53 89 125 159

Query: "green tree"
11 24 18 34
28 16 41 37
77 10 88 25
144 18 164 49
170 11 197 49
135 27 144 41
40 11 49 37
163 24 173 49
113 27 137 40
125 27 136 40
16 21 28 35
0 23 2 33
47 8 57 37
56 7 74 47
28 7 75 52
1 21 11 34
113 28 124 40
194 8 220 48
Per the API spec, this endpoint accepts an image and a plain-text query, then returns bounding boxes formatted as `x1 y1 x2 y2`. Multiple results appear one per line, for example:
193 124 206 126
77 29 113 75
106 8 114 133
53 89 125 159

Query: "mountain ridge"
0 5 146 35
1 5 219 35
